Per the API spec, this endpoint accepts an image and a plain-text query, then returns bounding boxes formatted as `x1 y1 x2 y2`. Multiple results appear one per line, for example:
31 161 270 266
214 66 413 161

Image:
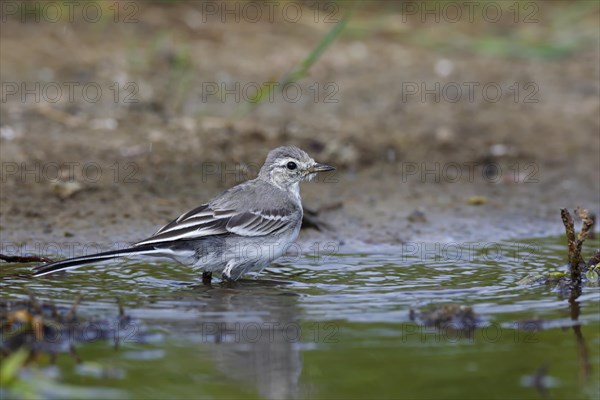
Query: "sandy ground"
1 2 599 259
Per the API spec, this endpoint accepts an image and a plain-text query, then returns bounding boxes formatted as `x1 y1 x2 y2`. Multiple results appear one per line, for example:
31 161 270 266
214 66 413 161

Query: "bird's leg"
221 261 235 283
202 271 212 285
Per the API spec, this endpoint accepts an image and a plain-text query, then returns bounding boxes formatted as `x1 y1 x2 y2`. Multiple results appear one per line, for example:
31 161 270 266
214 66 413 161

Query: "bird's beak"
307 163 336 173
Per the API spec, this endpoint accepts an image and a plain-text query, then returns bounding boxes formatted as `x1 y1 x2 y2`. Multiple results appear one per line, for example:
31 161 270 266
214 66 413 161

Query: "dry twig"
561 207 594 300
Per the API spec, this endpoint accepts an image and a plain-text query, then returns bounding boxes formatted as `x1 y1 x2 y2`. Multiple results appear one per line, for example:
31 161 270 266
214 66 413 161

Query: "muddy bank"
1 2 599 256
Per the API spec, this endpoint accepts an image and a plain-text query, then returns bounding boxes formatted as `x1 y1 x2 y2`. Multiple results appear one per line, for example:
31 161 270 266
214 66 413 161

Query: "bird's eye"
286 161 297 170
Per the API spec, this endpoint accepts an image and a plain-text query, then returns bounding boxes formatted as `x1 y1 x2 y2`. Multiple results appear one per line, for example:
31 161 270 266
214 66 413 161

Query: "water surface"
1 236 599 399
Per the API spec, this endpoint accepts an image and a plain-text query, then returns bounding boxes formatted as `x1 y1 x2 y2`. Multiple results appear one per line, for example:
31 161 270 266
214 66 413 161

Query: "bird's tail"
32 244 162 277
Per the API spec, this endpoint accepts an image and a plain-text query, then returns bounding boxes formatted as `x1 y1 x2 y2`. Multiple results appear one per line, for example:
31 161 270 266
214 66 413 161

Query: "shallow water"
1 236 599 399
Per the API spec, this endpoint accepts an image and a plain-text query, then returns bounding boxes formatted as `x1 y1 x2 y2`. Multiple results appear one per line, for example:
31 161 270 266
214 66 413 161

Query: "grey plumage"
32 146 335 281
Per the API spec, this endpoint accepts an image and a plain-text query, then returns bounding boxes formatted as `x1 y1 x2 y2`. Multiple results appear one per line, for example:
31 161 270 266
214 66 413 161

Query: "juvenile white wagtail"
32 146 335 281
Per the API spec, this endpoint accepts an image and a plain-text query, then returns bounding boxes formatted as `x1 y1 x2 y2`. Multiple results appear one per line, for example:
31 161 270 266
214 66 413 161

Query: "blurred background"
1 1 599 245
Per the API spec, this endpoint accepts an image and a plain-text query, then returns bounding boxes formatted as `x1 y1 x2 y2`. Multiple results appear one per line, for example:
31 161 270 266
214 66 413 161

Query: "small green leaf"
0 348 29 386
585 269 599 283
547 271 566 279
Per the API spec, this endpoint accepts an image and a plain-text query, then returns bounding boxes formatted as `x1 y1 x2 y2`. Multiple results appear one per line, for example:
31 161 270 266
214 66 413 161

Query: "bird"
32 146 335 282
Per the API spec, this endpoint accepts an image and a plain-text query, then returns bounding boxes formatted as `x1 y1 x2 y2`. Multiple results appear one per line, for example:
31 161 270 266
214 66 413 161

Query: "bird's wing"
134 204 296 246
226 208 294 236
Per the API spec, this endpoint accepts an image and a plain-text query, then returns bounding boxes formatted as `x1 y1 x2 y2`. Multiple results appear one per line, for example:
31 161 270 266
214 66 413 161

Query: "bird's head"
258 146 335 189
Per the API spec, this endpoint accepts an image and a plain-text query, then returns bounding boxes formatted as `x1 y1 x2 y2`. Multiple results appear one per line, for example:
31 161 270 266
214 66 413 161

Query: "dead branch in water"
561 209 577 265
575 207 594 259
560 208 594 294
561 208 594 383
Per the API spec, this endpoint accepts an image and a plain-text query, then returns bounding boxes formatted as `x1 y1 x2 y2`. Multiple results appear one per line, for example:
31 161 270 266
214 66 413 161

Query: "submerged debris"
409 303 481 338
0 293 144 363
517 271 567 287
0 295 151 399
519 208 599 294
